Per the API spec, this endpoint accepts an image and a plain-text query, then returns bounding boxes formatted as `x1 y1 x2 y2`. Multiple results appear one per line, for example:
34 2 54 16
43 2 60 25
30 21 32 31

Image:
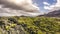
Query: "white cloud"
44 0 60 11
0 0 40 16
43 2 50 5
55 0 60 7
44 6 50 10
33 3 39 6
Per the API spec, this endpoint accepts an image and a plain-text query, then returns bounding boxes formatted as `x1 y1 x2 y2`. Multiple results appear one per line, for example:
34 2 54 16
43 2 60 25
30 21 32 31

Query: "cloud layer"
0 0 40 16
43 0 60 11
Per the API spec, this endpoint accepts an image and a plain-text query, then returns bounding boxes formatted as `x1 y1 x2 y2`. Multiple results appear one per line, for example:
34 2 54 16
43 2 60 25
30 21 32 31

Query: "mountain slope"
42 10 60 17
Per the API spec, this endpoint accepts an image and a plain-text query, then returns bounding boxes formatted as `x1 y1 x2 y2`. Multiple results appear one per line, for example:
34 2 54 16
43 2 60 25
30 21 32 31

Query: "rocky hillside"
0 17 26 34
0 16 60 34
44 10 60 17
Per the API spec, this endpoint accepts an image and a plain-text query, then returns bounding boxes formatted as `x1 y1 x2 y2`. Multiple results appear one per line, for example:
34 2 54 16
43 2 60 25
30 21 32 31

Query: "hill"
43 10 60 17
0 16 60 34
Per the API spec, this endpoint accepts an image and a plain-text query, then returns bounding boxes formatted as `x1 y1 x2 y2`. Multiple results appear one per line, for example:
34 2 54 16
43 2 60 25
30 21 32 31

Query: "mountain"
46 10 60 17
39 10 60 17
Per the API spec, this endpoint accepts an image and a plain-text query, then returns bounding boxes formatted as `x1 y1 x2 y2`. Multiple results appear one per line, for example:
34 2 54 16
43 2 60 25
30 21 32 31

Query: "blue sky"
33 0 57 14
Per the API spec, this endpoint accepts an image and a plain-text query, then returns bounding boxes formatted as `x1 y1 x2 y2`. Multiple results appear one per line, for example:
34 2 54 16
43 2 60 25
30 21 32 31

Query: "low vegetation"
0 16 60 34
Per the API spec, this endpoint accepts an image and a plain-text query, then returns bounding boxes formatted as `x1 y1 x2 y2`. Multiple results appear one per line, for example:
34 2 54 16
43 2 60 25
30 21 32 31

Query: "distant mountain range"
39 10 60 17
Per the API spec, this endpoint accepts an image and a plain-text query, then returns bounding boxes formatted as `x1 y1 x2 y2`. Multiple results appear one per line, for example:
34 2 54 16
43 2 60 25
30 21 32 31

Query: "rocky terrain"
0 16 60 34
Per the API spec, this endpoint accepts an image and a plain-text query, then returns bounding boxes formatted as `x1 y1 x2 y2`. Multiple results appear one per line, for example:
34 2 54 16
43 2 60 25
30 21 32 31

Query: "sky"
33 0 60 14
0 0 40 16
0 0 60 16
